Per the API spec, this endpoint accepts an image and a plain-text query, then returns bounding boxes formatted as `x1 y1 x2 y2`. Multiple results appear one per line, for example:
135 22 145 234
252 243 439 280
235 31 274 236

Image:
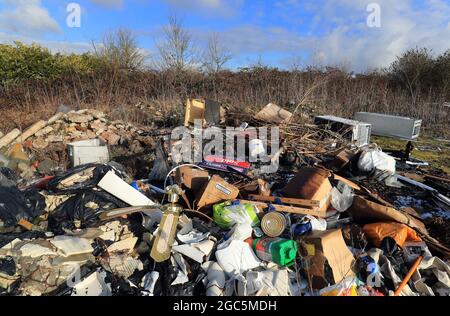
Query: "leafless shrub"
202 32 232 74
156 14 196 73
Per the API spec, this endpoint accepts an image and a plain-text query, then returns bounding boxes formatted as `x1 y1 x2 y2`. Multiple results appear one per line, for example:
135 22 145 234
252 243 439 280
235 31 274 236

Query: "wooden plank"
238 200 326 218
248 194 320 208
424 174 450 184
0 128 21 148
15 120 47 143
333 174 361 191
99 206 160 221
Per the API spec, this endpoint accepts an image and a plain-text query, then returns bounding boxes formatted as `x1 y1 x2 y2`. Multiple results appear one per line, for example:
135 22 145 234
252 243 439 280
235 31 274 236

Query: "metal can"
261 212 287 237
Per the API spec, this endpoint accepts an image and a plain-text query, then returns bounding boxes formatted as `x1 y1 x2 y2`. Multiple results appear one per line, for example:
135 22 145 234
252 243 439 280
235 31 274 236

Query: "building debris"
0 103 449 297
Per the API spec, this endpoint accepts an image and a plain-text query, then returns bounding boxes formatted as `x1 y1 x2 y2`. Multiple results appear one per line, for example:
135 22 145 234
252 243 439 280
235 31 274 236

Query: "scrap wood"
420 235 450 259
394 255 424 296
332 174 361 191
239 199 325 217
248 194 320 208
424 174 450 184
99 206 161 221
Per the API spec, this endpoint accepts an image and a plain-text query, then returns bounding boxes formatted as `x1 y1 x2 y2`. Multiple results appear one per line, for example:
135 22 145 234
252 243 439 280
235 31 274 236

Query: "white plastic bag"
215 240 261 277
358 149 396 175
331 182 354 212
226 206 254 241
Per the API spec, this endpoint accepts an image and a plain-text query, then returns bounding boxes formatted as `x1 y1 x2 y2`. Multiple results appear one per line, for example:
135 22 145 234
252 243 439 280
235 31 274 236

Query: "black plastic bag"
0 167 19 187
0 256 16 276
0 231 46 248
47 163 126 194
0 187 46 227
48 190 128 233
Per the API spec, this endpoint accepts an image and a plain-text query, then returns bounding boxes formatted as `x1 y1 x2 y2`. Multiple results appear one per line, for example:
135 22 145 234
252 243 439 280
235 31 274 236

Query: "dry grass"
0 69 448 134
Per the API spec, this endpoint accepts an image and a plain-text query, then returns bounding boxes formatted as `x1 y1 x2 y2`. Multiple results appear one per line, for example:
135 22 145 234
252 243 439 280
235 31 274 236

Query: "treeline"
0 24 449 132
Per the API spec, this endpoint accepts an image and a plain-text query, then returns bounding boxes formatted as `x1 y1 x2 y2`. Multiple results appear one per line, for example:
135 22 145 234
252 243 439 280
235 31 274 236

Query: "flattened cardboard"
302 229 355 289
196 175 239 209
255 103 293 124
238 179 271 198
349 196 427 234
204 99 221 125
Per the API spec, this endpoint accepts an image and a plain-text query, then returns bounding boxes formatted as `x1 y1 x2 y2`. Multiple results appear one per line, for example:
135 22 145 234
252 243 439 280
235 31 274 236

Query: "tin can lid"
261 212 286 237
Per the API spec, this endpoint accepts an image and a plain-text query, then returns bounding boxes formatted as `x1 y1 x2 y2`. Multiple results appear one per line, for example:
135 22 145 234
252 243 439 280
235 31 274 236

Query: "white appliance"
355 112 422 140
67 139 110 167
314 115 372 147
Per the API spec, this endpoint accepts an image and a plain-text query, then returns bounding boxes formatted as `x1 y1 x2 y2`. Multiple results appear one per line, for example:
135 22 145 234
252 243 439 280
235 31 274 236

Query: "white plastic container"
249 139 266 158
68 139 110 167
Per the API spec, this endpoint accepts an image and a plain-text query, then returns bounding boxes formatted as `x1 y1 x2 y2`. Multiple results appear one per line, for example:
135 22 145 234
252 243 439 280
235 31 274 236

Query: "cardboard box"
301 229 355 289
184 99 222 126
184 99 205 126
196 175 239 209
175 166 209 192
255 103 293 124
329 148 358 171
282 168 332 216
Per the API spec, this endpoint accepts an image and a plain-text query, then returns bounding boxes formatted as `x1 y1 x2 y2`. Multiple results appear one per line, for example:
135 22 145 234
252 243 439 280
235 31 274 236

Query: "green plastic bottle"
252 237 298 267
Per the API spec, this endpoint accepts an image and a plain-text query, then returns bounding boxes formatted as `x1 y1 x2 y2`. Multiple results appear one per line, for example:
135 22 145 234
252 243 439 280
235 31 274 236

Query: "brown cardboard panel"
238 179 271 198
302 229 355 289
350 196 413 225
254 103 293 124
196 175 239 209
184 99 205 126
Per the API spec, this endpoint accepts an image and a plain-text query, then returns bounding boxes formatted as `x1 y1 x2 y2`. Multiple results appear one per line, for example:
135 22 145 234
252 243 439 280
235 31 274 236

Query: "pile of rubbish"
0 101 449 296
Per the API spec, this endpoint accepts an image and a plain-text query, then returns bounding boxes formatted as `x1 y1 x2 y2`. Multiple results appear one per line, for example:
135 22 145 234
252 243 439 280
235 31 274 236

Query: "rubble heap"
0 101 449 297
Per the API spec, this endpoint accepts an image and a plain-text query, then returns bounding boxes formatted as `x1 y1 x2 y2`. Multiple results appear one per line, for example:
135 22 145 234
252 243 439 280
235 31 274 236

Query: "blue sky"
0 0 449 71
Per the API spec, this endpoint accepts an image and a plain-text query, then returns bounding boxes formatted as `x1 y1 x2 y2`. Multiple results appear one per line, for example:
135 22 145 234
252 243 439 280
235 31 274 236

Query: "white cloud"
202 0 450 71
0 0 60 36
289 0 450 71
89 0 123 9
0 31 94 54
163 0 244 17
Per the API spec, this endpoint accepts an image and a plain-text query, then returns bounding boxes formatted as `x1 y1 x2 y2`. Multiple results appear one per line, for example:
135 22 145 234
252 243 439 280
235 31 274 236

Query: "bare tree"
203 32 232 73
156 14 195 72
94 28 145 70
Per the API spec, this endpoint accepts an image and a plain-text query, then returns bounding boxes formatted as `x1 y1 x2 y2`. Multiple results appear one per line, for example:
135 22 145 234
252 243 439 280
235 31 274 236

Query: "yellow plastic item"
362 222 422 248
321 285 358 296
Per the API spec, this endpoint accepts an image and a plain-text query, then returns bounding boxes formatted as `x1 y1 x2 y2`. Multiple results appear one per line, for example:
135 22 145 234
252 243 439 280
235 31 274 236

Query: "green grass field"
372 135 450 174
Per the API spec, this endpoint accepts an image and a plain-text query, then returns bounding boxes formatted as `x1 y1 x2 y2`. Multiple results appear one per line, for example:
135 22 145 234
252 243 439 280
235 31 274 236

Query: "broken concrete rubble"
0 103 449 298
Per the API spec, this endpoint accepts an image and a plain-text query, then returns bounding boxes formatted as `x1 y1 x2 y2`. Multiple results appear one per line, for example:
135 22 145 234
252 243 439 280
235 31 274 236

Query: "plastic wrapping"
48 190 128 233
0 167 18 187
0 187 46 227
358 149 396 176
331 182 354 212
47 163 125 194
363 222 422 248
